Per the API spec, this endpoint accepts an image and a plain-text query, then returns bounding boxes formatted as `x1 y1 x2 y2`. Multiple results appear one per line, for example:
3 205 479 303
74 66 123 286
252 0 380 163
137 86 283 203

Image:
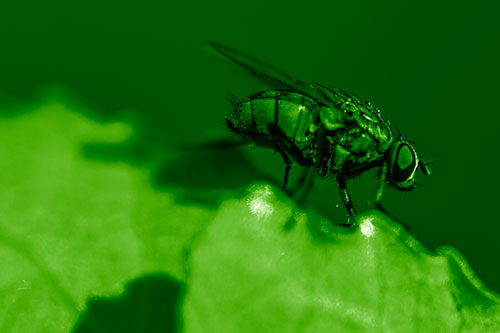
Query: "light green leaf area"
0 101 210 332
3 99 500 332
184 184 500 332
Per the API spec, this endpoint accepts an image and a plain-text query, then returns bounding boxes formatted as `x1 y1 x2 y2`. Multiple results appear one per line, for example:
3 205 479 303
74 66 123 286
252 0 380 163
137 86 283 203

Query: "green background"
1 0 499 323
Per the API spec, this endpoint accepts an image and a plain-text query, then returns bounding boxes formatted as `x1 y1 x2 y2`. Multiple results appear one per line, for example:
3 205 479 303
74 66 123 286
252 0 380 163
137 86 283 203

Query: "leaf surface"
0 101 209 332
183 184 500 332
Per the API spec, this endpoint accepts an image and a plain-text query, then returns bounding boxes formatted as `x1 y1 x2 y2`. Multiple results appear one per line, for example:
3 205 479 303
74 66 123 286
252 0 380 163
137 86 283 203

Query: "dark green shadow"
72 273 183 333
81 137 274 208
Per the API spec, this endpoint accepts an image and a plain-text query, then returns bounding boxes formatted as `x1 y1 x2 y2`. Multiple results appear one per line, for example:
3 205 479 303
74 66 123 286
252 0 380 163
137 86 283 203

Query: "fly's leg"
280 154 292 193
375 161 388 205
267 124 310 165
268 124 311 194
291 167 314 204
268 125 293 193
372 162 413 230
374 161 396 218
337 174 357 224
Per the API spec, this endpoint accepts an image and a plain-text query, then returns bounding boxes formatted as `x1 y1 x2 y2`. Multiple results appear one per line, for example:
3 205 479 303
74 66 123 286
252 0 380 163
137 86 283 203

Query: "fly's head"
386 139 431 191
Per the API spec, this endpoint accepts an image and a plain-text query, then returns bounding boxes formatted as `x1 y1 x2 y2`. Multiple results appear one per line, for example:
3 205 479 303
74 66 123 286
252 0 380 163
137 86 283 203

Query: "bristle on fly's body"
225 91 241 109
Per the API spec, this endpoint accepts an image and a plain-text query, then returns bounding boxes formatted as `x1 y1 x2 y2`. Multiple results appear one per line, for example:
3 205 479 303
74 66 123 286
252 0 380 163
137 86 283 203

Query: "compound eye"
392 143 417 182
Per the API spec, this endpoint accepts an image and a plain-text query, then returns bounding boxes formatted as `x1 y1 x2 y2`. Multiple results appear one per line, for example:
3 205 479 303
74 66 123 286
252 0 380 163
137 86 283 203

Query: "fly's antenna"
419 160 435 176
225 91 241 109
395 127 402 140
422 159 438 165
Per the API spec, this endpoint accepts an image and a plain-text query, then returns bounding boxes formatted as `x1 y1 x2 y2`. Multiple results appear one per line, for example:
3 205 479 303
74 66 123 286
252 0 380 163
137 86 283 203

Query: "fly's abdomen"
232 90 318 147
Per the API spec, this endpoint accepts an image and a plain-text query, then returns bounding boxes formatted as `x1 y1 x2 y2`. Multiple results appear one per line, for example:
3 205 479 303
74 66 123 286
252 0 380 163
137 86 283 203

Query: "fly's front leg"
337 174 357 223
375 161 388 205
374 161 400 219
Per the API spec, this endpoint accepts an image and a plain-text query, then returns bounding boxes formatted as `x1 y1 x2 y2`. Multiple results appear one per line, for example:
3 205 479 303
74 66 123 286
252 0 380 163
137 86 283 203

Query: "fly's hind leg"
290 167 314 204
337 173 357 224
268 124 311 194
268 124 293 193
279 152 292 193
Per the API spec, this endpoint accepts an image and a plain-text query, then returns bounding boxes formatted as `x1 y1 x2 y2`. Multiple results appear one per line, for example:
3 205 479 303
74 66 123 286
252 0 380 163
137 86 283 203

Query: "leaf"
182 184 500 332
3 97 500 332
0 100 210 332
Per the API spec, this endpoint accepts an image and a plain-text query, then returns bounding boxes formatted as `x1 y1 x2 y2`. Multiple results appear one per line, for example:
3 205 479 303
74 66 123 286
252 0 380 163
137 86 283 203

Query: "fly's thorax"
319 106 346 131
342 127 380 155
319 122 391 175
324 132 381 174
317 102 393 172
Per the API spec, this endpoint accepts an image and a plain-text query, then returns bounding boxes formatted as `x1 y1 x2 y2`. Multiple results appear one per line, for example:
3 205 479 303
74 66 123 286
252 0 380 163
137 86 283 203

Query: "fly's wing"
208 42 336 107
312 82 367 109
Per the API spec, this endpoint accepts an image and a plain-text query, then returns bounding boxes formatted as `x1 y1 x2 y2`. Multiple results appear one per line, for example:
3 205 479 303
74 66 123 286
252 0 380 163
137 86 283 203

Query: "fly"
209 42 431 221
